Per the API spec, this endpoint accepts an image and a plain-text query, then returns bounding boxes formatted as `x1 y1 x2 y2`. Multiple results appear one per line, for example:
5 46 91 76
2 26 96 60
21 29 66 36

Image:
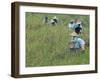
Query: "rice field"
25 12 90 67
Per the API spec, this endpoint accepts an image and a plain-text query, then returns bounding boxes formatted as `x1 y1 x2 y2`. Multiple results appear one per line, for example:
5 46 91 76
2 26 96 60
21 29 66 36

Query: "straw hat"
70 32 79 37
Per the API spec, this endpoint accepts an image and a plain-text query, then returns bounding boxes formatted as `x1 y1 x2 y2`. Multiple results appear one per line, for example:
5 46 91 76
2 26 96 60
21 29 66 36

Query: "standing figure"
68 19 83 33
51 16 58 26
43 16 48 24
53 16 58 24
74 19 83 33
50 19 55 26
68 20 75 29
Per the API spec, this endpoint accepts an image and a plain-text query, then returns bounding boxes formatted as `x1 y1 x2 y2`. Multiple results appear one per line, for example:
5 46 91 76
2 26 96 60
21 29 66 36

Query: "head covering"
70 32 79 37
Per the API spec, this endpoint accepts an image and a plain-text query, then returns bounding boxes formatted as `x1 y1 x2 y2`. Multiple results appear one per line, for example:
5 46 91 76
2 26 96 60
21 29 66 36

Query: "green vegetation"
26 12 89 67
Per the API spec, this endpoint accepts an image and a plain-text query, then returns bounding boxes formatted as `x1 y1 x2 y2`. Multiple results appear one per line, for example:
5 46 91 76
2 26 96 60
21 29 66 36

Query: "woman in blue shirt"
69 26 85 51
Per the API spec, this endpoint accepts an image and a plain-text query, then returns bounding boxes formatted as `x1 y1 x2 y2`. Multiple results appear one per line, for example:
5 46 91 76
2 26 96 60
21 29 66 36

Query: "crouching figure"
69 32 85 51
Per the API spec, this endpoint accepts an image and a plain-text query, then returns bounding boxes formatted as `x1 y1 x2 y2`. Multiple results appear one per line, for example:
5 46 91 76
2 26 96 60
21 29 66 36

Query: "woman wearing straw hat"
69 27 85 51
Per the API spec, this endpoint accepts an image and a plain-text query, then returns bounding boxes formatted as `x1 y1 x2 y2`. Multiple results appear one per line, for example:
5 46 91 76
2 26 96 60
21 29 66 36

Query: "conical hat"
70 32 78 36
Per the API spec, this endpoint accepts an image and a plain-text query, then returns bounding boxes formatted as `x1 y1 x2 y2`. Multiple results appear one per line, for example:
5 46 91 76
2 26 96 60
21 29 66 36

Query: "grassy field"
25 12 90 67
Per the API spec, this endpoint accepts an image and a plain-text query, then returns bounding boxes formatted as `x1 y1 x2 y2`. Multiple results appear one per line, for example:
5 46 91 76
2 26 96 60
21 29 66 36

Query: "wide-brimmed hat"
70 32 79 37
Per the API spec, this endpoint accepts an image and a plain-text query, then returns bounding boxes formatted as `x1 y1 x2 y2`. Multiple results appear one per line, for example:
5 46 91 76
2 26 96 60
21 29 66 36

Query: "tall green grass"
26 12 89 67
